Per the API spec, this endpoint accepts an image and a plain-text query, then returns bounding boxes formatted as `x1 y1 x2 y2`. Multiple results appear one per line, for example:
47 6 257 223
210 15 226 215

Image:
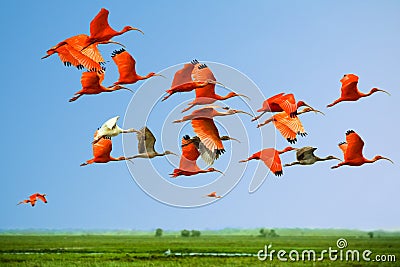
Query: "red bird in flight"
170 135 224 178
17 193 47 207
331 130 393 169
239 147 296 176
327 74 390 108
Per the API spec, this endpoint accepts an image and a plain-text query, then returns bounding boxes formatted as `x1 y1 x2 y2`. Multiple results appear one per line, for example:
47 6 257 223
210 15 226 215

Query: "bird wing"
171 63 194 87
198 141 218 165
111 49 136 82
143 127 157 154
272 117 297 142
65 34 105 64
260 92 285 111
338 142 348 158
55 45 82 68
191 118 224 155
296 146 316 161
29 194 37 202
63 43 103 72
195 84 217 99
80 71 102 89
92 138 112 158
37 194 47 203
103 116 120 130
277 94 297 116
340 82 361 99
344 130 365 161
192 63 217 99
179 136 200 172
89 8 113 39
276 112 305 135
259 148 282 174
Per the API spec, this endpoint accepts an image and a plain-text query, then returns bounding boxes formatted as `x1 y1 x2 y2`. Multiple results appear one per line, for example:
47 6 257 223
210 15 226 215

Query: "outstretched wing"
179 136 200 172
277 94 297 117
93 138 112 158
111 48 136 82
296 146 316 161
344 130 364 161
259 148 282 175
89 8 113 39
139 127 157 154
191 118 224 155
171 63 194 87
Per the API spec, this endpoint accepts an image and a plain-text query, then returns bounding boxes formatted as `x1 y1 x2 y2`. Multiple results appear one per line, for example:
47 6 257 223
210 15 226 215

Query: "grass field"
0 235 399 266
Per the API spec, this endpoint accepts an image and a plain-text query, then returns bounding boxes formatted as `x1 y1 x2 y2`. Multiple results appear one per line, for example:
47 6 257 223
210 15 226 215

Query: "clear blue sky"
1 0 399 231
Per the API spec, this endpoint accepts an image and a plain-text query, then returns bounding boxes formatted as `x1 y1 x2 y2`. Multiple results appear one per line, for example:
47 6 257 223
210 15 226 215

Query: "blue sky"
1 0 399 231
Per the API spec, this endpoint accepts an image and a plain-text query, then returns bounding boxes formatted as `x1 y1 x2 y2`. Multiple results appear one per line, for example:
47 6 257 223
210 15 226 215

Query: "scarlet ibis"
80 132 132 166
173 106 252 157
42 34 124 73
206 192 222 198
93 116 138 144
81 8 144 51
257 107 324 144
162 61 224 101
189 135 240 165
239 147 296 176
252 92 314 121
111 48 164 86
180 61 250 112
17 193 47 207
331 130 394 169
69 71 132 102
284 146 340 167
129 127 177 158
327 74 390 107
170 135 223 177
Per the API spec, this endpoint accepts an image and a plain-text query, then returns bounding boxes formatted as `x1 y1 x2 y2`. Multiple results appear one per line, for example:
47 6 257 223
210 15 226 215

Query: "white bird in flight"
93 116 138 144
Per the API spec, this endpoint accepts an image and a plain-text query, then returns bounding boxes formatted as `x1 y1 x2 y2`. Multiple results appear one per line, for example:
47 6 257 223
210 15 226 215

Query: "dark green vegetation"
0 234 399 266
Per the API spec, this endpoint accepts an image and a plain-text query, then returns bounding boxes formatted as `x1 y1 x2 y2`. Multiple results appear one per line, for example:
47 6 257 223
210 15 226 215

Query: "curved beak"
215 169 224 175
228 137 241 143
235 110 253 117
154 74 167 78
381 157 394 164
133 28 145 35
311 108 325 115
107 40 126 48
377 89 391 96
237 94 251 101
208 80 226 88
332 156 341 161
120 86 134 93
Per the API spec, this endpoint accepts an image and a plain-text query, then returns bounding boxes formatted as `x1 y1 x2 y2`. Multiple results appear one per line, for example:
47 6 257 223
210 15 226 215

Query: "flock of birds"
18 8 394 206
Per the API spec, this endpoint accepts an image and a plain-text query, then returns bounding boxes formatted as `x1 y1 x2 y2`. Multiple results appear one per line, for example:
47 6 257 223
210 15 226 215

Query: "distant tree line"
181 229 201 237
259 228 279 238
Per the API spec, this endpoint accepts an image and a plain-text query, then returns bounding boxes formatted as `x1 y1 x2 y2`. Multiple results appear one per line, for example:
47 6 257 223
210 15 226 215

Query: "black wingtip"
183 135 190 140
338 141 346 146
216 149 226 156
111 48 126 57
346 130 355 135
191 59 199 65
274 170 283 176
287 138 297 144
198 63 208 69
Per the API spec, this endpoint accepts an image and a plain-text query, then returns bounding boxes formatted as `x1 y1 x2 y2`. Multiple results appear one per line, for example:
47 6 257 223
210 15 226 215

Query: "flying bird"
42 34 124 73
170 135 224 177
81 8 144 51
327 74 390 108
111 48 164 86
81 131 133 166
179 61 250 112
162 61 225 101
257 107 324 144
239 147 296 176
331 130 393 169
129 127 177 159
69 71 132 102
252 92 314 121
284 146 341 167
206 192 222 198
188 135 240 165
174 106 252 158
17 193 47 207
93 116 138 144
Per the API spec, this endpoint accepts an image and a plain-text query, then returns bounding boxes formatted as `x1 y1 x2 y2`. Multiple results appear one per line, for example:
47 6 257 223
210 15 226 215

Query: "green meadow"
0 230 399 266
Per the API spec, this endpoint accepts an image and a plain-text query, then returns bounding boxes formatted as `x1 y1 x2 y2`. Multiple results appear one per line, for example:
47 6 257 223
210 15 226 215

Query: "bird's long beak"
332 156 341 161
381 157 394 164
237 94 251 101
377 89 391 96
154 74 167 78
41 54 50 59
107 40 126 48
216 170 224 175
133 28 145 35
311 108 325 115
228 137 241 143
208 80 226 88
235 110 253 117
120 86 134 93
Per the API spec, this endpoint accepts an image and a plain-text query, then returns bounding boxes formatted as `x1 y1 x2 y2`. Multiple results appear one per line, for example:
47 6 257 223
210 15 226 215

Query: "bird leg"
181 104 196 113
69 94 82 102
283 161 300 167
251 111 266 122
257 118 273 128
122 128 139 134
